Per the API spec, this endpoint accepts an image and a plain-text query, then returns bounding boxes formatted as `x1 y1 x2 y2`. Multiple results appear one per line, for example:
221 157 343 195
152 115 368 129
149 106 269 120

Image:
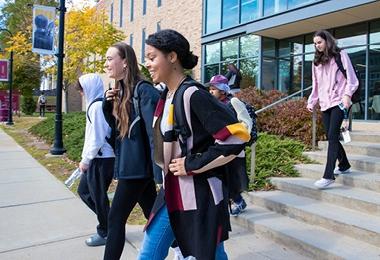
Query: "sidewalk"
0 128 307 260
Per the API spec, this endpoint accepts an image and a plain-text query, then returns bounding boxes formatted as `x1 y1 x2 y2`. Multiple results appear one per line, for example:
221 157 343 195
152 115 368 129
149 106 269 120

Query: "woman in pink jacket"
307 30 358 189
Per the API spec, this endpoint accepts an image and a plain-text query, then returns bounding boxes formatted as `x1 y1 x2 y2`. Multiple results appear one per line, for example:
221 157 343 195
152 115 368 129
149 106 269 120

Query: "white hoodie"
79 74 115 166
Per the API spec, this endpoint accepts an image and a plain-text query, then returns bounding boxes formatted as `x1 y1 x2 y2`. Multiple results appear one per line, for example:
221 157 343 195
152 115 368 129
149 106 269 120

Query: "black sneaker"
230 199 247 216
85 234 107 247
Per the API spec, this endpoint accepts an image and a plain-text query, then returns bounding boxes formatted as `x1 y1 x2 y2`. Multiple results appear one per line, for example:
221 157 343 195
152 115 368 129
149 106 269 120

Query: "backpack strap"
132 80 152 118
335 52 347 79
87 97 104 123
173 78 207 157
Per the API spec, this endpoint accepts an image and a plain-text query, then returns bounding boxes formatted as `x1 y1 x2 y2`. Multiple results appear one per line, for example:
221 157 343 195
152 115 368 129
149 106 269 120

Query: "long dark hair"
313 30 341 66
111 42 141 139
146 29 198 70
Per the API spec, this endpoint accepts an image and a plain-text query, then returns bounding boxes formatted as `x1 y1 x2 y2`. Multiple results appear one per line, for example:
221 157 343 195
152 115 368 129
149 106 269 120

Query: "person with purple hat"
208 74 250 216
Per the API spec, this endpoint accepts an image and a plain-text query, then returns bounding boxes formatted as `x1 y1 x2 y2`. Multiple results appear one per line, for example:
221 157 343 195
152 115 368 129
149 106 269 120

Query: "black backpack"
242 101 258 146
335 52 361 104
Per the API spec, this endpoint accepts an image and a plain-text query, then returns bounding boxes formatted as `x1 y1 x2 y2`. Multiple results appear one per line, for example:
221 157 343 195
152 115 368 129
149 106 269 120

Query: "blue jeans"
138 205 228 260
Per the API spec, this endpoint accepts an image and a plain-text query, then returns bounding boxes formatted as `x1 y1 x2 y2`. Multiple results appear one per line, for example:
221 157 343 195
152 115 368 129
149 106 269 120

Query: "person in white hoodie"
76 73 115 247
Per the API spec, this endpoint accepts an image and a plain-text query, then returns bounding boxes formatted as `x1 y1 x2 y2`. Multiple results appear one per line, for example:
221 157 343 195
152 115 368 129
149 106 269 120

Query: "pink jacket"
307 50 359 111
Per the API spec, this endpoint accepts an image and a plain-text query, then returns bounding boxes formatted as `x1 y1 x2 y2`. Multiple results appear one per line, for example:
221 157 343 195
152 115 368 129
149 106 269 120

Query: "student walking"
76 73 115 247
102 42 161 260
37 91 46 117
138 29 250 260
307 30 359 189
208 74 249 216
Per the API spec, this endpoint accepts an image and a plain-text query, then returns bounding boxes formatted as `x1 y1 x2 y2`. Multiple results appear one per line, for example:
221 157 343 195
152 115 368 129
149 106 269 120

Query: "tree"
43 7 125 86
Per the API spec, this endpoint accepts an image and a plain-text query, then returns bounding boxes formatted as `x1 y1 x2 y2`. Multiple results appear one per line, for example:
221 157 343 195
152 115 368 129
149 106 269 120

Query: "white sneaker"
333 167 351 175
314 178 335 189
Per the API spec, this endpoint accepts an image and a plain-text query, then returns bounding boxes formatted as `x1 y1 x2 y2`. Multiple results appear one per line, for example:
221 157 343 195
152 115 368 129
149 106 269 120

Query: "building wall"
100 0 203 81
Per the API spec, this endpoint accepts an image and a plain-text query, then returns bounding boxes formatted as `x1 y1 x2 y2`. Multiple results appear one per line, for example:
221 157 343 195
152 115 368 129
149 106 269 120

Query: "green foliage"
14 59 42 96
236 87 325 146
29 112 86 162
246 133 312 190
21 95 36 115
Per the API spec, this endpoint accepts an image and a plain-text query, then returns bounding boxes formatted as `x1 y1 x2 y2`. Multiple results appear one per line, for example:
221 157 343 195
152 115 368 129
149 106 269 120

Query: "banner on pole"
0 59 9 82
32 5 56 55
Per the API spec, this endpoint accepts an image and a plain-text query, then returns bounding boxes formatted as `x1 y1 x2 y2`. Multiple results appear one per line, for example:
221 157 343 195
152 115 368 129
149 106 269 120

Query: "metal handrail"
256 86 312 114
249 85 313 183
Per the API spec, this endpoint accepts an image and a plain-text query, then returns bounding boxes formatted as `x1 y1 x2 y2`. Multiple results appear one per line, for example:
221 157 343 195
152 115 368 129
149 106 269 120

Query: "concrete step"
231 205 380 260
295 164 380 192
350 131 380 143
303 151 380 173
318 141 380 157
249 190 380 247
270 177 380 217
351 121 380 132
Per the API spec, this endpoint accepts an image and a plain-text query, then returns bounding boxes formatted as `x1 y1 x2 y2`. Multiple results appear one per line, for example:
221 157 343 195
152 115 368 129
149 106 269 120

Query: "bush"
236 87 325 146
21 96 37 115
246 133 312 190
29 112 86 162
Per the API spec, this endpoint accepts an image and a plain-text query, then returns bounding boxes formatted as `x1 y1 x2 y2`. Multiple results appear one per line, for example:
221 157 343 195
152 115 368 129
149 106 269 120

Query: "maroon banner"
0 60 9 82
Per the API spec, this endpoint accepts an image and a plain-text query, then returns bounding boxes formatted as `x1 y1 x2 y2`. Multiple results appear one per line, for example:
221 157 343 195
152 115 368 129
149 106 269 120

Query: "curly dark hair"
313 30 341 66
146 29 198 70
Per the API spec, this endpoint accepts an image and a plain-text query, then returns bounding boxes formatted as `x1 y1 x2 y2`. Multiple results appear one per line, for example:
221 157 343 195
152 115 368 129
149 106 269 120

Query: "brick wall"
99 0 203 81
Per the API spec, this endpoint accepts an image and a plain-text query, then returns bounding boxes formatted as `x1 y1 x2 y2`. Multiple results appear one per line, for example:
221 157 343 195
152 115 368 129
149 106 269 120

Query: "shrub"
236 87 325 146
246 133 312 190
21 96 37 115
30 112 86 162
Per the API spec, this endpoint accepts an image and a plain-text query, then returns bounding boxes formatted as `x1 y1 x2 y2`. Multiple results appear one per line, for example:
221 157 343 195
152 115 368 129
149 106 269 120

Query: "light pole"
50 0 66 155
0 28 14 125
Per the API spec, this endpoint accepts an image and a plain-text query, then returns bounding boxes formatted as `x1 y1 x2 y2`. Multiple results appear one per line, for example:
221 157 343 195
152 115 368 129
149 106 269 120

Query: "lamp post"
50 0 66 155
0 28 14 125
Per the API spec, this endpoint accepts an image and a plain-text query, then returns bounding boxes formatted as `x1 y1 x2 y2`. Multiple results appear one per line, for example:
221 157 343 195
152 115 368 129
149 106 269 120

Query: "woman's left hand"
169 157 187 176
342 95 351 109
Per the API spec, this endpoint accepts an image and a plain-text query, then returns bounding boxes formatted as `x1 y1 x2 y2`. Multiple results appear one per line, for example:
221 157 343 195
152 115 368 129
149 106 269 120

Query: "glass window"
263 0 287 16
221 61 237 75
222 0 239 29
222 38 239 61
143 0 147 15
262 37 276 58
345 46 366 120
158 0 161 7
304 52 313 93
290 55 303 94
119 0 123 27
204 64 220 82
369 44 380 120
370 20 380 44
206 0 221 34
262 57 277 90
304 33 315 54
129 33 133 48
110 2 114 23
334 23 367 48
205 42 220 64
240 57 259 88
240 34 259 58
288 0 314 9
130 0 134 21
157 21 161 32
278 58 290 93
241 0 259 23
141 28 146 63
278 39 291 57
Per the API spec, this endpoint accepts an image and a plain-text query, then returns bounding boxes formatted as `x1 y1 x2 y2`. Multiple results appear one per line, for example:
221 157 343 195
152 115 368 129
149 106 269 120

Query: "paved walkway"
0 128 307 260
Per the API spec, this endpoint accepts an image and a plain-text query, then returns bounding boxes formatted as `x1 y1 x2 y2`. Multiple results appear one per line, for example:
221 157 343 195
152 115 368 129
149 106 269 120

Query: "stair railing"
249 86 313 184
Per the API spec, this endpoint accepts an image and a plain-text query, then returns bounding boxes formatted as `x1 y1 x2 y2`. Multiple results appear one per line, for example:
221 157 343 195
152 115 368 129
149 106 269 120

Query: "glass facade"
203 19 380 120
204 34 260 88
205 0 320 34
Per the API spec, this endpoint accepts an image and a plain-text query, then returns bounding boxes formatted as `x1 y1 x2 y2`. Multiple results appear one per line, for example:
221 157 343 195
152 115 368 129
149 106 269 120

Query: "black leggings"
103 178 157 260
322 105 351 180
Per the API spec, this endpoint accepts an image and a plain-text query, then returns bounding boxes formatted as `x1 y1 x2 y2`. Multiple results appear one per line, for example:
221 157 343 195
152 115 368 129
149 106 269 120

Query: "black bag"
243 102 258 146
335 52 361 104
